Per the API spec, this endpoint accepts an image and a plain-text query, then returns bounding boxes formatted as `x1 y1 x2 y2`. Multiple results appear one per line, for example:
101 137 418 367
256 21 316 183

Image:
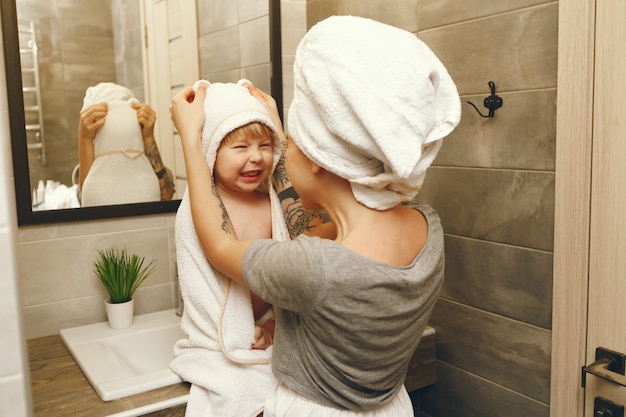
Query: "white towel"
80 83 160 206
172 80 287 417
82 82 136 110
287 16 461 210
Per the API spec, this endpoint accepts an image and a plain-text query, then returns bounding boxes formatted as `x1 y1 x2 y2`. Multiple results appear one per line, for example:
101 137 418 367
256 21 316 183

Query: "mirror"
1 0 282 225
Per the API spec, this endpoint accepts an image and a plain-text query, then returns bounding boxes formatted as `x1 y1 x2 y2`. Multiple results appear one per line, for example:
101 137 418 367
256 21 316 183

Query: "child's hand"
170 83 207 145
251 320 275 350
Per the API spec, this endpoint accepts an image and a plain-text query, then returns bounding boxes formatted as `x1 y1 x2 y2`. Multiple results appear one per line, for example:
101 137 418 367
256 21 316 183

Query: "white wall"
0 12 33 417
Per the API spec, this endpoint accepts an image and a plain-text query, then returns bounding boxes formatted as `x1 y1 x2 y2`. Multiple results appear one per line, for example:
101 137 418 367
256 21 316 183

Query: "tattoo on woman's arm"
278 186 324 238
272 158 290 192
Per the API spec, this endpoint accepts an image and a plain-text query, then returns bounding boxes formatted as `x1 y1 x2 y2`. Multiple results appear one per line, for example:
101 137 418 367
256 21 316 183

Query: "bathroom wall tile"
0 375 31 417
197 0 238 36
18 226 171 306
419 167 555 251
200 68 242 84
167 219 178 282
22 294 107 339
441 235 552 329
420 361 549 417
240 16 270 67
16 214 169 243
419 3 558 95
134 283 174 315
417 0 551 29
58 0 113 39
0 236 25 378
306 0 339 28
242 63 272 93
62 62 116 97
199 26 241 74
340 0 419 32
280 1 307 55
437 89 556 171
429 299 551 403
22 283 173 339
239 0 269 23
281 54 295 127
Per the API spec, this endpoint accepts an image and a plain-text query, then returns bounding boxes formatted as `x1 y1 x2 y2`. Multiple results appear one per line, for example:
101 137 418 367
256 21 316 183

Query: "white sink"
60 309 185 401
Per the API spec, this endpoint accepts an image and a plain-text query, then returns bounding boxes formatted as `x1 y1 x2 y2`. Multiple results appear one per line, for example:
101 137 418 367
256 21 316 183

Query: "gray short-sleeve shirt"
242 200 444 411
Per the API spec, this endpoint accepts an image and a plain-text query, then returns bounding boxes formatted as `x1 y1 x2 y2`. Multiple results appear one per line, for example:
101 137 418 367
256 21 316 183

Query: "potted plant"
94 246 156 329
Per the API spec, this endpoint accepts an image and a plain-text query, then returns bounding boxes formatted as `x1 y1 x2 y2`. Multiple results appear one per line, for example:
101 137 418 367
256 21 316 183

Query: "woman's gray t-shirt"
242 200 444 411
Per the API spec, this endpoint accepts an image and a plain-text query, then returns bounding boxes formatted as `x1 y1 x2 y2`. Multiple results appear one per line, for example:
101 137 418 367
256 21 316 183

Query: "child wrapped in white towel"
172 80 289 417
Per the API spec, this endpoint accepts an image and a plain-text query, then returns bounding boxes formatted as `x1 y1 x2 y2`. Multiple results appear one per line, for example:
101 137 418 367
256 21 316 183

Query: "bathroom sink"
60 309 185 401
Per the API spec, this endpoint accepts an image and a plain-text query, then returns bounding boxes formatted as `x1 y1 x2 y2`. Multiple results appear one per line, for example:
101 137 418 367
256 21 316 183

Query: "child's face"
214 130 274 194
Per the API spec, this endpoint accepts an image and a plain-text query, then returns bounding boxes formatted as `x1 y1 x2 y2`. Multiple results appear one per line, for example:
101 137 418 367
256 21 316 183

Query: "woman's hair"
223 122 274 146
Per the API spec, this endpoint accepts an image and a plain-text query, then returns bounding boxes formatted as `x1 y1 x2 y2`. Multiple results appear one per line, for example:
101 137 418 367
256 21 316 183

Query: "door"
583 0 626 414
552 1 626 416
142 0 199 197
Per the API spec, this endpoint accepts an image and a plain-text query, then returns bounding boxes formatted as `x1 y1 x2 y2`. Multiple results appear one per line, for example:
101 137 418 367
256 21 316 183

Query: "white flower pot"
104 298 135 330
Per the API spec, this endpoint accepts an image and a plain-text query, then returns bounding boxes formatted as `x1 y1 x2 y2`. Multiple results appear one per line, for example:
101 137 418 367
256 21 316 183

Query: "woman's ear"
311 161 321 174
309 160 324 174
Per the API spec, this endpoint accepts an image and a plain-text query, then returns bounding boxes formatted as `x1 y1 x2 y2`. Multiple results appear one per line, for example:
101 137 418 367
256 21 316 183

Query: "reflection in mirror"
2 0 282 225
77 83 174 208
16 0 152 213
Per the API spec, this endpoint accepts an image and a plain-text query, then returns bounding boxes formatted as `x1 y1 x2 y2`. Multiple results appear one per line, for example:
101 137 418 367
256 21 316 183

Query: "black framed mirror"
1 0 282 226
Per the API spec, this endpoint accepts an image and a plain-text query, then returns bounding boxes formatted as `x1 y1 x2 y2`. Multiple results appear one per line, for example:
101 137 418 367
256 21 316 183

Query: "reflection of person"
171 16 461 417
171 80 287 417
78 82 174 206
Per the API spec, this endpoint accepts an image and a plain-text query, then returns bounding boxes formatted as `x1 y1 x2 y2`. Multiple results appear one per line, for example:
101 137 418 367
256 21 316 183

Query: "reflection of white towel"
288 16 461 210
172 80 286 417
82 82 135 110
80 83 160 207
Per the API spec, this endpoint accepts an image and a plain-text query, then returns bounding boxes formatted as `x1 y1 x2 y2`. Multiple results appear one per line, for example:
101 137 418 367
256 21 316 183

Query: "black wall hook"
467 81 503 118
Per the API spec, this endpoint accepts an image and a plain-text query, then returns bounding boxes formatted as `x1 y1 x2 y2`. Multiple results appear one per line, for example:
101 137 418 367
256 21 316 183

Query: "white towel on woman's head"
287 15 461 210
81 82 138 110
172 79 287 417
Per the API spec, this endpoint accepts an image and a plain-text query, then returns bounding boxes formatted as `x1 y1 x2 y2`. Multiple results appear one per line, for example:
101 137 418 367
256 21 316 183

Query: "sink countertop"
28 327 436 416
28 335 190 417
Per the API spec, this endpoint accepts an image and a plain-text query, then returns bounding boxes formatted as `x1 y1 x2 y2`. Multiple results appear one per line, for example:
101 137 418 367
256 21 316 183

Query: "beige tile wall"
197 0 272 93
15 214 178 339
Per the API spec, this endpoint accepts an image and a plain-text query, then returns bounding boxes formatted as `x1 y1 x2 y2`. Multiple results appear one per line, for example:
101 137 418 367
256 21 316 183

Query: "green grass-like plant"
94 247 156 304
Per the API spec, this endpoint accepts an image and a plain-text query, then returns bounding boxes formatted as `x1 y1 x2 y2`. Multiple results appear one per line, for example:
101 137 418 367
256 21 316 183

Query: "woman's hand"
170 84 207 146
243 83 286 146
132 102 157 142
78 103 108 142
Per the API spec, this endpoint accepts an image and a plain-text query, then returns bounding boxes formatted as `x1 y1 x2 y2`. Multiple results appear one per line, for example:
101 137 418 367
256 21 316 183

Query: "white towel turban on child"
287 16 461 210
192 79 282 177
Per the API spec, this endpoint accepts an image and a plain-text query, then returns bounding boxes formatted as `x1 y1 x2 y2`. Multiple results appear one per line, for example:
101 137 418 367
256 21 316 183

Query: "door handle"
583 347 626 388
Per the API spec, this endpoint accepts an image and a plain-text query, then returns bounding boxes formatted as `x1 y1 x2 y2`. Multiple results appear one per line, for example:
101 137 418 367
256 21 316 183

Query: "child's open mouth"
240 170 262 180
